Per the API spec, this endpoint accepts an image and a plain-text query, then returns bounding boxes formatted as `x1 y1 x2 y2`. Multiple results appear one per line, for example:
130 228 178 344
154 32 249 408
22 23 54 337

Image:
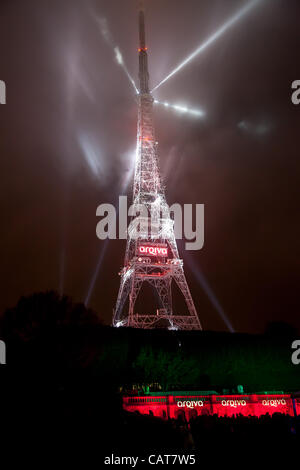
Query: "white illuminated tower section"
113 6 202 330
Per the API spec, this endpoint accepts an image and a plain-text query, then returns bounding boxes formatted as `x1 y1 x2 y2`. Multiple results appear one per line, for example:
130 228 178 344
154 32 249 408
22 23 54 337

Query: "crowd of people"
119 410 300 450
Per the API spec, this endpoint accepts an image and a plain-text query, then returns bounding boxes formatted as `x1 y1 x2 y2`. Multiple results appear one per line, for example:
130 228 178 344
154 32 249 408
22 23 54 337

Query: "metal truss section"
128 315 201 330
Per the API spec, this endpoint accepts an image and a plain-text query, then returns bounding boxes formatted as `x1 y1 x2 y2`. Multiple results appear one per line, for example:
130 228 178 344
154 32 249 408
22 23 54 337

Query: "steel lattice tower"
112 5 202 330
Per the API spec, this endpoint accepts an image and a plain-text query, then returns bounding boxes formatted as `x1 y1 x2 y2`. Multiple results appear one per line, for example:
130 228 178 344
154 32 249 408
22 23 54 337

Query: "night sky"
0 0 299 334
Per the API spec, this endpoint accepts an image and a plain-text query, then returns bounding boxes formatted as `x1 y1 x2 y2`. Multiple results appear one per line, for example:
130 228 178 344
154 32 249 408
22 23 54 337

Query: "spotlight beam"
185 254 235 332
152 0 262 92
85 239 109 306
93 14 138 94
154 99 205 118
114 46 139 94
85 156 136 307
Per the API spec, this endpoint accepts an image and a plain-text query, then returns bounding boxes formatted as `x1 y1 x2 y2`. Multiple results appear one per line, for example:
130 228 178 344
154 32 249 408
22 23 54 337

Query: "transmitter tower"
113 5 202 330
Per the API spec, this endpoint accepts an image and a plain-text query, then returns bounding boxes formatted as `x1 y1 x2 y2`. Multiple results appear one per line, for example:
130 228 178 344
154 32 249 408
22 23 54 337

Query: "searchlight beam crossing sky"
185 254 235 332
94 14 138 94
154 99 205 118
85 161 136 307
114 46 139 94
152 0 262 92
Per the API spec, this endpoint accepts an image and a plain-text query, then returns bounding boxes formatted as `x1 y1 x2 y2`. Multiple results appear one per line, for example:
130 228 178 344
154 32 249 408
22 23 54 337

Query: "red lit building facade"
123 392 300 421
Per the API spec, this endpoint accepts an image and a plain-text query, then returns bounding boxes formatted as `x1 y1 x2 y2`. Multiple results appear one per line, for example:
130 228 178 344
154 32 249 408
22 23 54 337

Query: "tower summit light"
112 4 202 330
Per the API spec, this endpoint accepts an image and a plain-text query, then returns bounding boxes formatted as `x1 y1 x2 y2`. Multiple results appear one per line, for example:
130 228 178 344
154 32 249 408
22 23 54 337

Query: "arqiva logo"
139 245 168 256
177 400 204 408
221 400 246 408
262 399 286 407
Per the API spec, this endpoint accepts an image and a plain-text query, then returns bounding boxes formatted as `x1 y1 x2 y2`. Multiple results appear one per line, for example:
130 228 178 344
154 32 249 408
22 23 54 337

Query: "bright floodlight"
152 0 262 92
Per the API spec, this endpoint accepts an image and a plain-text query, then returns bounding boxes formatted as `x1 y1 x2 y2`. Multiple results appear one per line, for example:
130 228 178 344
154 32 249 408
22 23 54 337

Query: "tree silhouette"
133 345 200 390
264 321 298 338
1 290 100 341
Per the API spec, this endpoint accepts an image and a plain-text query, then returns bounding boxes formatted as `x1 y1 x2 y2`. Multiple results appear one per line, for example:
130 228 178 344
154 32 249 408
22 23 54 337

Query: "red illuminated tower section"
113 5 202 330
